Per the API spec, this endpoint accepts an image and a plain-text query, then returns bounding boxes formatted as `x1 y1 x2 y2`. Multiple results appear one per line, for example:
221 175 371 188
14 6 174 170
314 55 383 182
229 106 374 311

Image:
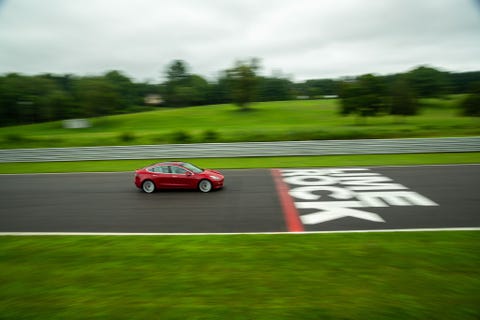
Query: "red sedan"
134 161 224 193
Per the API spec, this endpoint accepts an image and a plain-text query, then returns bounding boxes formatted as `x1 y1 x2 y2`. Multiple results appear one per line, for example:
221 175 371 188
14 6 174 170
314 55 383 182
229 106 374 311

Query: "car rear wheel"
198 179 212 193
142 180 156 193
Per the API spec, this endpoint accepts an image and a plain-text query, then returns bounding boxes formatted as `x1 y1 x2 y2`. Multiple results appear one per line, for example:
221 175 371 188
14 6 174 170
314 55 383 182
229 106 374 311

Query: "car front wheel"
198 179 212 193
142 180 156 193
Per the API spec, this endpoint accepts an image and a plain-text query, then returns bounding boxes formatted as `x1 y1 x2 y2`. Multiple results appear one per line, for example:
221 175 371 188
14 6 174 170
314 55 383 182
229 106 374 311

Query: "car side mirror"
186 172 193 176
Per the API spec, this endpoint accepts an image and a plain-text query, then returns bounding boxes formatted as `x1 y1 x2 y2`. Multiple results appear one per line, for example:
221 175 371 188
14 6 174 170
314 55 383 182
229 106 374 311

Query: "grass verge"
0 152 479 174
0 232 479 319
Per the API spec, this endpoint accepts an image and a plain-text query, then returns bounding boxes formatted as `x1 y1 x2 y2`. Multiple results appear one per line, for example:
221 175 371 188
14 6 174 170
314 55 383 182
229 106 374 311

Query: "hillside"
0 97 479 149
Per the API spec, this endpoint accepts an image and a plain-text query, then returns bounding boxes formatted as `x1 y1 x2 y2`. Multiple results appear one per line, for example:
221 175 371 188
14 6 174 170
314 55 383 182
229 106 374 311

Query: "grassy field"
1 152 479 174
1 97 479 148
1 232 479 319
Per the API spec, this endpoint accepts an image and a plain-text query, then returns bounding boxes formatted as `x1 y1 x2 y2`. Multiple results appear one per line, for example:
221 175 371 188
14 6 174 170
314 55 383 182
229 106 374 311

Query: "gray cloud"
0 0 479 82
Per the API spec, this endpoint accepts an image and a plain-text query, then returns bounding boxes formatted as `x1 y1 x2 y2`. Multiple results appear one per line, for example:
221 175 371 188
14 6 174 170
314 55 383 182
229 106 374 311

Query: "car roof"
154 161 184 166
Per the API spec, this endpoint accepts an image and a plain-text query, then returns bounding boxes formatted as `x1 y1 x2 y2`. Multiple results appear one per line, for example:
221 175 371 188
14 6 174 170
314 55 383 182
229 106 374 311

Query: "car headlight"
210 175 222 181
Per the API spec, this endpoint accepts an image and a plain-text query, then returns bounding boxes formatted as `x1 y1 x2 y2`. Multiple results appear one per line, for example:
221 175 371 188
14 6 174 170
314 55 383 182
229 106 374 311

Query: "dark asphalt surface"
289 165 480 232
0 165 479 233
0 169 285 233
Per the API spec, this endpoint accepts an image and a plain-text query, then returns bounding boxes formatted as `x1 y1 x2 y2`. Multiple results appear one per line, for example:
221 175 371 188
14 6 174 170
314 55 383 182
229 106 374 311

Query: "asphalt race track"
0 165 479 234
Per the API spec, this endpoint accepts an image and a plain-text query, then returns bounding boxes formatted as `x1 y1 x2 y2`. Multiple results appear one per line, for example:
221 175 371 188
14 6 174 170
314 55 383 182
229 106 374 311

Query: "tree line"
1 60 479 126
339 67 480 120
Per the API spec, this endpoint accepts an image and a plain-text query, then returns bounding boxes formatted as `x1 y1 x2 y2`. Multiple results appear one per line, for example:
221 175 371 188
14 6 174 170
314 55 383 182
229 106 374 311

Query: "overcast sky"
1 0 479 82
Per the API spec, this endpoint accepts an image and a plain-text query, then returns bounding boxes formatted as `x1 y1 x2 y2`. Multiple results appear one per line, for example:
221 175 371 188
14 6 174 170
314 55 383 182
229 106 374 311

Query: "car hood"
204 169 223 177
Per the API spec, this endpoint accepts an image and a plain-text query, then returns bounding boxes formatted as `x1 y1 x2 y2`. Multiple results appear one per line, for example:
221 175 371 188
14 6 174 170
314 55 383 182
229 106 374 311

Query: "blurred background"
0 0 479 149
1 2 480 319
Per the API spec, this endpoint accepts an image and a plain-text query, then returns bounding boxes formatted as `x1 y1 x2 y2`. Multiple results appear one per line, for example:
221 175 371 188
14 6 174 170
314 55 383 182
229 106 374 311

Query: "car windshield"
182 162 204 173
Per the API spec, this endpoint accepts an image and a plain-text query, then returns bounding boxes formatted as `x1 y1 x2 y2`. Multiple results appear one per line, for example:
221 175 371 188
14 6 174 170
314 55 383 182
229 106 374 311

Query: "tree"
339 80 362 116
449 71 480 94
162 60 212 107
225 59 260 110
104 70 135 111
406 66 449 97
0 73 22 125
257 76 294 101
207 76 230 105
389 76 419 120
0 74 58 124
27 76 59 122
339 74 386 123
164 60 192 107
188 74 209 105
44 90 77 120
460 83 480 116
166 60 189 84
303 79 339 98
135 81 163 108
74 77 120 117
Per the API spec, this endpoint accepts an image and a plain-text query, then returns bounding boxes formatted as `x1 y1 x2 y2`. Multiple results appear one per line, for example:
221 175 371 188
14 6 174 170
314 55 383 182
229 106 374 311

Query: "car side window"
158 166 170 173
150 166 170 173
170 166 187 174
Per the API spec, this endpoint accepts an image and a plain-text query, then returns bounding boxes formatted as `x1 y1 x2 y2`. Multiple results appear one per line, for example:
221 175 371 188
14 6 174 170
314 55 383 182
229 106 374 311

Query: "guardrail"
0 137 479 163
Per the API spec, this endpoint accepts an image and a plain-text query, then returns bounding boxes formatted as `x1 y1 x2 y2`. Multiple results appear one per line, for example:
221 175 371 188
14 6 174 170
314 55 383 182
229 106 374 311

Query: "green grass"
0 152 479 174
0 232 479 319
0 98 479 148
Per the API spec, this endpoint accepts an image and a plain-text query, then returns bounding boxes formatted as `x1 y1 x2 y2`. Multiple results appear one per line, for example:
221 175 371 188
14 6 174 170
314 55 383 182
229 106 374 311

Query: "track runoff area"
0 164 479 235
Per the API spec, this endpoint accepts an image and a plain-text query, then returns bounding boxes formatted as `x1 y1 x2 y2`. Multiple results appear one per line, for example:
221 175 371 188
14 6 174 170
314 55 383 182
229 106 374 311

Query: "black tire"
142 180 156 193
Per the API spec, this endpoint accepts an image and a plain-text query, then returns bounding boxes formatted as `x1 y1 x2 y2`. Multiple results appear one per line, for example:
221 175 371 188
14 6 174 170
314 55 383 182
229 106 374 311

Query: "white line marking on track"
0 227 479 236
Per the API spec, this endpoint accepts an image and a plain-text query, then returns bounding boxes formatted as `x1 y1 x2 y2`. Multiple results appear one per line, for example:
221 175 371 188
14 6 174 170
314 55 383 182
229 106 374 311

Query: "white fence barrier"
1 137 479 163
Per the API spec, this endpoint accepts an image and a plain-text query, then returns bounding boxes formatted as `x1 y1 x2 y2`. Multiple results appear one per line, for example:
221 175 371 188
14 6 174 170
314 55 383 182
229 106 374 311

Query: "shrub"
203 130 219 142
171 130 192 143
119 132 136 142
460 93 480 116
4 133 26 143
